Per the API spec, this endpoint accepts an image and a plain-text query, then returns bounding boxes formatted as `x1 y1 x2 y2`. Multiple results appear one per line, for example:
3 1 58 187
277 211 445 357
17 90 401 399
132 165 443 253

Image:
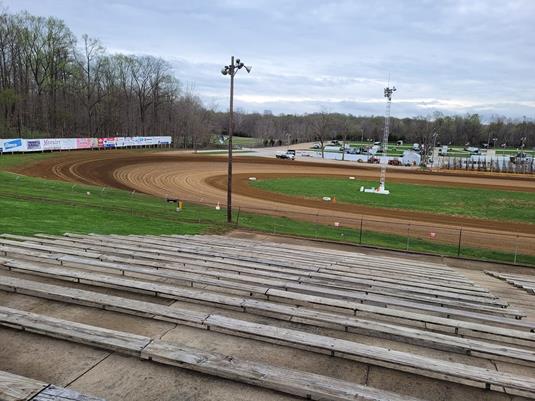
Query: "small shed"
402 150 421 166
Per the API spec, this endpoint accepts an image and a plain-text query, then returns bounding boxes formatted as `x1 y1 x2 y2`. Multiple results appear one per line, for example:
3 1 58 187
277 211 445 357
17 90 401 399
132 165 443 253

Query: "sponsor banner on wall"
158 136 172 145
61 138 77 150
1 138 24 152
98 137 117 148
76 138 93 149
43 138 62 150
103 137 117 148
1 135 171 153
26 139 42 151
114 137 125 148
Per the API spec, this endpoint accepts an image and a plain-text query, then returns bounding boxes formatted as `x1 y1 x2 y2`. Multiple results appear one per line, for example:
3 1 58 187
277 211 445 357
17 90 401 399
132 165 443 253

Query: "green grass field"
250 177 535 223
0 151 64 169
210 135 260 147
0 171 226 236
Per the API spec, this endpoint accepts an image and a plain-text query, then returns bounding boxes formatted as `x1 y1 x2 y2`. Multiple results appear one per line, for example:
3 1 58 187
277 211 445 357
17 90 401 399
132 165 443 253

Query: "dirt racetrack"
12 150 535 256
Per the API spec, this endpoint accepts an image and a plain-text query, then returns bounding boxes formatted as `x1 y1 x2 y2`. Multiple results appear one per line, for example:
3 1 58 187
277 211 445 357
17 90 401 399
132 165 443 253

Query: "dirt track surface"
12 150 535 254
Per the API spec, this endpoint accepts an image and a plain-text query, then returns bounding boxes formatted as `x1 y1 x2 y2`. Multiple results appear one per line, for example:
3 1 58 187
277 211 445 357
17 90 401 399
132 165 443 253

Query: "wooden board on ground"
0 371 46 401
0 371 105 401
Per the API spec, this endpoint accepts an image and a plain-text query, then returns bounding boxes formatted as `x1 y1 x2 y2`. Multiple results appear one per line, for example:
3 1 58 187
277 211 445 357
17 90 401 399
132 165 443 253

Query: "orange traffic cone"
332 196 336 204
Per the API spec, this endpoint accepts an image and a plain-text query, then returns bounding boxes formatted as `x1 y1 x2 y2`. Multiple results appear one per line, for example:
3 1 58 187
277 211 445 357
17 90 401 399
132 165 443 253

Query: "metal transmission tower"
377 85 396 194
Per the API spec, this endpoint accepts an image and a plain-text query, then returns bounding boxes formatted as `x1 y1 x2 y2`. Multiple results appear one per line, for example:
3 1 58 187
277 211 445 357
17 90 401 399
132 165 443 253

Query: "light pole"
221 57 251 223
377 85 396 194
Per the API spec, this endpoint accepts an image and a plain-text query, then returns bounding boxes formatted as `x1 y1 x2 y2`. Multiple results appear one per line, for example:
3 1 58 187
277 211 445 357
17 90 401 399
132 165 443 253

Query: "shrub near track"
250 177 535 223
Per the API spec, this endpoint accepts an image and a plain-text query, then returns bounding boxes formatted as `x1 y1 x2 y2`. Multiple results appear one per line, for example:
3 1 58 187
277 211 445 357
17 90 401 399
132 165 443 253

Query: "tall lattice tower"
377 85 396 194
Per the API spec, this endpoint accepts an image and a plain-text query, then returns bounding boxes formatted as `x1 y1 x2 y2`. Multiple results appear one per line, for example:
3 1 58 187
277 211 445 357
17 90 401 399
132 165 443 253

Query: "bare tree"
309 112 332 158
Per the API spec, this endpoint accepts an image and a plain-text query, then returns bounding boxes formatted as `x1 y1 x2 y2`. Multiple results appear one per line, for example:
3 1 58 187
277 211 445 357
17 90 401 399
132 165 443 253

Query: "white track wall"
0 136 172 153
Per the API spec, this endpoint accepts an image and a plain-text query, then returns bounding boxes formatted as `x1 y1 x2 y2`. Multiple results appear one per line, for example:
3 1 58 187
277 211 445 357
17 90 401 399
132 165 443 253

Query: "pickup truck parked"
276 149 296 160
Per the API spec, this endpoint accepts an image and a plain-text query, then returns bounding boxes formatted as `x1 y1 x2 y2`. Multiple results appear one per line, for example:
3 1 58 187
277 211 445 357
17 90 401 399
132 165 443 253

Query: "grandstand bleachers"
1 234 535 400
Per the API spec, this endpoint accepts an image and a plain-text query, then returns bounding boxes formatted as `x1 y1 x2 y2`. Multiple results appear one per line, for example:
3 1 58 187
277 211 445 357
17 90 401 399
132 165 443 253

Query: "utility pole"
221 57 252 223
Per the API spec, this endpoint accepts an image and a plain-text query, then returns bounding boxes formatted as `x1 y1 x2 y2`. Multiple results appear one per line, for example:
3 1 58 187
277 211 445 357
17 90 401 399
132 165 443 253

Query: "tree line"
217 111 533 149
0 8 212 146
0 8 532 149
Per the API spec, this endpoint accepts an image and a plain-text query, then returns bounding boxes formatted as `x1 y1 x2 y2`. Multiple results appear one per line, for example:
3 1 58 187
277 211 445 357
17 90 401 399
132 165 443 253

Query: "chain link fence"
194 201 535 267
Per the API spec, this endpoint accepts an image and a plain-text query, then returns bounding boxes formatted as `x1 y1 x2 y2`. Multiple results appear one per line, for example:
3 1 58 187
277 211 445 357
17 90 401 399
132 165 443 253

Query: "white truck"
276 149 296 160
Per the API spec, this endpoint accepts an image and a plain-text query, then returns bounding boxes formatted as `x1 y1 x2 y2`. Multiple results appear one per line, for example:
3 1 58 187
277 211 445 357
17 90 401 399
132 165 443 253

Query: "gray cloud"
5 0 535 119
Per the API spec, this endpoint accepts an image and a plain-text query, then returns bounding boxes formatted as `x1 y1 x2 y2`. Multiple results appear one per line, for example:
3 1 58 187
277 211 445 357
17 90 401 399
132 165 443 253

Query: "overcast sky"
5 0 535 119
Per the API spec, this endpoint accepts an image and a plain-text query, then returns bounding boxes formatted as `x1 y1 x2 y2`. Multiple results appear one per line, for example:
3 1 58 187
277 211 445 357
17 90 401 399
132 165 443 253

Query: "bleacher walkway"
1 234 535 400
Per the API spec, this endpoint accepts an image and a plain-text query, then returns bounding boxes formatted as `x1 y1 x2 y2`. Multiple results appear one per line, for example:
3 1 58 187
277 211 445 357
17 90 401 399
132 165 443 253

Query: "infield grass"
250 177 535 223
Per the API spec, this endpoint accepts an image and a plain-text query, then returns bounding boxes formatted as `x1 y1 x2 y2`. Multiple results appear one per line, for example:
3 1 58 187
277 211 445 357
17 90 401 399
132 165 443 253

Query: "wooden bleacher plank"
1 306 534 398
52 253 515 316
0 241 510 317
0 239 489 305
29 235 489 295
0 256 530 337
0 371 106 401
2 263 535 351
3 274 535 367
0 306 151 356
0 256 524 325
103 234 461 278
72 234 490 292
32 385 105 401
0 371 46 401
162 234 459 273
0 236 510 318
486 271 535 294
0 307 424 401
160 331 535 399
36 234 480 289
264 288 535 331
84 234 464 282
142 340 425 401
90 231 496 294
0 238 102 259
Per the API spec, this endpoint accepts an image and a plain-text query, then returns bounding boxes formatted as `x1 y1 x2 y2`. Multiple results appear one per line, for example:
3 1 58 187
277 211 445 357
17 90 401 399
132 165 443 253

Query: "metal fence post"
235 207 241 226
406 224 411 251
359 217 363 244
514 235 519 264
457 227 463 256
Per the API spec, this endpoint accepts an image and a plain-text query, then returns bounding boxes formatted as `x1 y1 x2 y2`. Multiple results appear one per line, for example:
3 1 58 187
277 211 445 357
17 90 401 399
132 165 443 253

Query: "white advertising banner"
1 135 171 153
1 138 25 152
60 138 77 150
42 138 62 151
76 138 93 149
25 139 43 152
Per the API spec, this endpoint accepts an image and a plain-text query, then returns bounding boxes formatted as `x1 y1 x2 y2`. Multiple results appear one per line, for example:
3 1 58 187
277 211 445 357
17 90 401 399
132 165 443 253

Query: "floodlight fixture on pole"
221 56 252 223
